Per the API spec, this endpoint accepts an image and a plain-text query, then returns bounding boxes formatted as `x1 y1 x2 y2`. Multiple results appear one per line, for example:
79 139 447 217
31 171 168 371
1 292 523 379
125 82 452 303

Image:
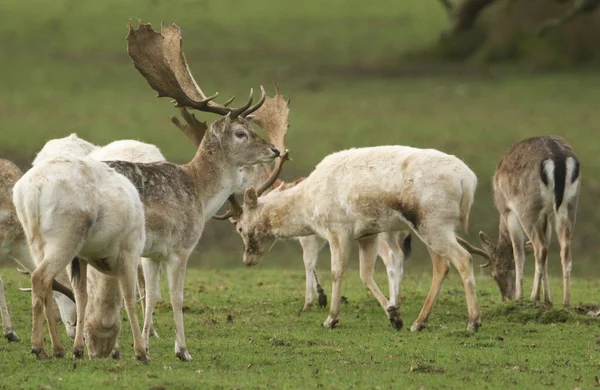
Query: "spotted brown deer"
224 145 481 332
111 21 282 361
456 136 580 306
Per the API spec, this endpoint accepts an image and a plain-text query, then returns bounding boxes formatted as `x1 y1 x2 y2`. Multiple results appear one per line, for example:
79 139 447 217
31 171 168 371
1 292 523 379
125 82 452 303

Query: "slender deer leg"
506 212 526 301
447 243 481 332
119 255 149 363
530 226 550 304
137 261 159 338
141 257 161 352
323 232 351 329
411 247 450 332
557 218 573 307
298 236 323 311
378 231 406 307
0 275 19 342
165 252 191 361
71 259 87 359
359 235 403 330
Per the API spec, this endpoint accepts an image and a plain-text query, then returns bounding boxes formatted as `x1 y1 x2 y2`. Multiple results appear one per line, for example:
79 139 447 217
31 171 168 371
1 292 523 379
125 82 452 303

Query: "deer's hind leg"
359 235 403 330
30 244 79 359
119 253 149 363
556 198 578 307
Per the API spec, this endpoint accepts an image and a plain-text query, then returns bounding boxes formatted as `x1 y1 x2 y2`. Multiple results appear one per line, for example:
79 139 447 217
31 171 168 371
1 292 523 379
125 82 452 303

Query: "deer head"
457 234 533 301
127 21 280 166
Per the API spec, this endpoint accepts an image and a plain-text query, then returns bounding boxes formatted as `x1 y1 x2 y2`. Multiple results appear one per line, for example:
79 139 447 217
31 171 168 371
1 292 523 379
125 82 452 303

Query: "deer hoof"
72 348 84 359
466 320 481 333
111 348 122 360
4 330 20 342
410 322 427 332
136 353 151 364
387 306 403 330
322 317 339 329
32 347 49 360
175 348 192 362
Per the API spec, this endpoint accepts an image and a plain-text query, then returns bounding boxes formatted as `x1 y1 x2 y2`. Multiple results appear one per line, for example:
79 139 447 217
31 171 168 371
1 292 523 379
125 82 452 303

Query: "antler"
456 236 492 268
170 108 207 147
126 20 265 118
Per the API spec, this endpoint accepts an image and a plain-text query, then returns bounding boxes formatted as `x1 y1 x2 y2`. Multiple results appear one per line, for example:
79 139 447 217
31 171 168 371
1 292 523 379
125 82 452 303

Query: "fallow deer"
226 145 481 332
106 21 282 361
457 136 580 305
210 85 413 312
13 156 149 361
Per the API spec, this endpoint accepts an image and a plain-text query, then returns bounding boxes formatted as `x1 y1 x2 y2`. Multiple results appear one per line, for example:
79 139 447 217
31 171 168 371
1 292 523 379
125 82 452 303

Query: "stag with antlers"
109 21 284 361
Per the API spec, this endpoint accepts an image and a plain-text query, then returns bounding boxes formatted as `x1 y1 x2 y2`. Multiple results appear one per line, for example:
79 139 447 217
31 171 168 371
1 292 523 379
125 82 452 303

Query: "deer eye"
235 131 246 139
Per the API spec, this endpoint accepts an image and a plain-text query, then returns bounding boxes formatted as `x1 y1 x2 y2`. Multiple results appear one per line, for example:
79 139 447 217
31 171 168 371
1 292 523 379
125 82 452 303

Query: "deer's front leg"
323 231 351 329
299 236 327 311
165 252 192 361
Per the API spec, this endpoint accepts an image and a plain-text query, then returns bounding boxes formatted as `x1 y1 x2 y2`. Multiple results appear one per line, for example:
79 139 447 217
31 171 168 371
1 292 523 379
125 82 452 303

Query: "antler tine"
242 85 267 117
229 88 255 119
256 150 290 196
456 236 490 260
213 195 243 220
127 20 258 117
170 108 207 147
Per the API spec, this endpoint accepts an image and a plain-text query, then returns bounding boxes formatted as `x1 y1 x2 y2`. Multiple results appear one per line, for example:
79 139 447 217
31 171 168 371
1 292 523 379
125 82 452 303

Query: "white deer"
228 146 482 332
211 85 412 312
13 156 149 361
456 136 580 306
96 21 282 361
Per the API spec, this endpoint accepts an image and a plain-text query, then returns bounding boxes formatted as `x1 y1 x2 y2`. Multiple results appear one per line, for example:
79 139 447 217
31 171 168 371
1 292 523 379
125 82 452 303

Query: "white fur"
238 146 481 332
89 140 165 163
32 133 99 166
13 155 148 361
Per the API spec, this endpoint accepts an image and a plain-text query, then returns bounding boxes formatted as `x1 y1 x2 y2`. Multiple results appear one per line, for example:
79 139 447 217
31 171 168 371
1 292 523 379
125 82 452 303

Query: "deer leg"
119 254 149 363
448 242 481 332
506 212 526 301
165 252 191 361
378 231 408 307
70 258 87 359
0 275 19 342
138 260 158 338
411 247 450 332
30 249 73 359
530 227 550 304
141 257 161 352
323 232 351 329
298 236 326 311
557 218 573 307
360 235 403 330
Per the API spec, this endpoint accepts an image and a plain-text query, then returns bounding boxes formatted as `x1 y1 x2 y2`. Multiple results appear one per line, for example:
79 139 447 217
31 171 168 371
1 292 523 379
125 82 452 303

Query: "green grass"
0 267 599 389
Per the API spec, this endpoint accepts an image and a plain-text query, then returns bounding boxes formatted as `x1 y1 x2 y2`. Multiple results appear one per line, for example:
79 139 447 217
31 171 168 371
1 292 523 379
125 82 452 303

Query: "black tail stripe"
553 156 567 211
571 158 580 184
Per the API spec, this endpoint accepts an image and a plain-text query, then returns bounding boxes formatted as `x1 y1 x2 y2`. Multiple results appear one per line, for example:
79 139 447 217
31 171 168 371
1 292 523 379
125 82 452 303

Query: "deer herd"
0 21 581 363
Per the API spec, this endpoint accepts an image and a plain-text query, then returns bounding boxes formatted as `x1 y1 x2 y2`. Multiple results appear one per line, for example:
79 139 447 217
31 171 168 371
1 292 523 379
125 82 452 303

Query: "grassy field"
0 266 599 389
1 2 600 387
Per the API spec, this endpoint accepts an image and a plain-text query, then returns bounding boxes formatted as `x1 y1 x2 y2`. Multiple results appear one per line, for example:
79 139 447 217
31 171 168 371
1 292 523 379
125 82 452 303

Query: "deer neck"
184 138 243 221
259 187 313 238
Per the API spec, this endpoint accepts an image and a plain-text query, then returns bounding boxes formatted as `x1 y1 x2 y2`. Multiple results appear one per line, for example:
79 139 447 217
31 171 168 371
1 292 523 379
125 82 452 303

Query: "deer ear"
244 188 258 208
245 114 255 122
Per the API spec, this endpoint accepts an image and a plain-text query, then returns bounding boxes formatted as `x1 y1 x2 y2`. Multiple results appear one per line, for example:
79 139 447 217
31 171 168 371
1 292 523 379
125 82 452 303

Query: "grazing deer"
209 85 413 312
105 21 281 361
456 136 580 305
0 159 75 343
13 156 149 362
225 145 481 332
